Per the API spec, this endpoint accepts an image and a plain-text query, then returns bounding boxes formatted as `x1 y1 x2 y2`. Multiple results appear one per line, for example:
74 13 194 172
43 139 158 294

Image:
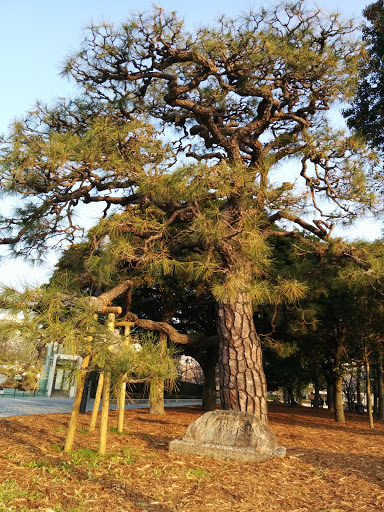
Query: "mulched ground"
0 405 383 512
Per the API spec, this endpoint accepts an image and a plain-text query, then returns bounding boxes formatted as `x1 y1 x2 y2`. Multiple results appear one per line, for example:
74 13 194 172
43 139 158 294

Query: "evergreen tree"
344 1 384 152
0 3 379 422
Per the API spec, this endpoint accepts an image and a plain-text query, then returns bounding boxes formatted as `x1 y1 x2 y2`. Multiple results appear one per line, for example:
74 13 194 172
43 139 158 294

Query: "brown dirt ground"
0 405 383 512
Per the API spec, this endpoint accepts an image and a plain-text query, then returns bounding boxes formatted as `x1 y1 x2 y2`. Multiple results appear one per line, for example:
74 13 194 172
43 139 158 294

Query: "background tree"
0 3 379 422
344 1 384 152
339 239 384 422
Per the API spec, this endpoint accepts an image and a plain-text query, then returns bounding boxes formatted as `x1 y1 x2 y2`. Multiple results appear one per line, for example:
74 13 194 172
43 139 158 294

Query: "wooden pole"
64 355 90 452
118 378 126 433
117 323 134 433
89 372 104 432
98 313 115 455
98 370 111 455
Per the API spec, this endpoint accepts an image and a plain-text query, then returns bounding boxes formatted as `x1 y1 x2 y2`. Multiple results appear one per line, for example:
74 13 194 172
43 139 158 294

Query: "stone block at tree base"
169 410 286 462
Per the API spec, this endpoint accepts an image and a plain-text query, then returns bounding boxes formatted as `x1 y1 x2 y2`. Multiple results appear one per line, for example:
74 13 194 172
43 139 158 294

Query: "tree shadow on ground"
92 477 176 512
269 407 384 437
136 416 188 427
0 417 50 457
130 431 175 451
289 447 384 489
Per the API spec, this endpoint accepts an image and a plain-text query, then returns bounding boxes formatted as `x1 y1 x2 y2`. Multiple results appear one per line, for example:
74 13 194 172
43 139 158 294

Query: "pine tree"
344 1 384 151
0 3 379 422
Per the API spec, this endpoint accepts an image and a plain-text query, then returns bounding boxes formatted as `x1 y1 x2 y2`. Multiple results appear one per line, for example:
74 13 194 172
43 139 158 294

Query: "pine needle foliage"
109 332 179 399
0 281 179 395
0 3 379 302
0 282 111 361
0 1 382 415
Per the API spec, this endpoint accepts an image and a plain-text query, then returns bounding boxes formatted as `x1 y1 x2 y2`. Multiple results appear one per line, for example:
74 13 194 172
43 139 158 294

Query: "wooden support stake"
89 372 104 432
64 355 90 453
117 322 132 433
118 379 126 433
98 313 115 455
98 370 111 456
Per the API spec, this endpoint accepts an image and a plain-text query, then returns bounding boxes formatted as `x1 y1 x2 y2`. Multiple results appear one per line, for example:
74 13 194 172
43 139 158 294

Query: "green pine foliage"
0 2 382 415
345 1 384 152
0 281 179 394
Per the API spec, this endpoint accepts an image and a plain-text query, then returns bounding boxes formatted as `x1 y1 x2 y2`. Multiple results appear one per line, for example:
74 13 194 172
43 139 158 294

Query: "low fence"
0 389 46 398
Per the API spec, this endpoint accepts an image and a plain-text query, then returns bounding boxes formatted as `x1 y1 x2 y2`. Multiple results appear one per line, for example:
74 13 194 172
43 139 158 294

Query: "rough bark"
217 293 268 424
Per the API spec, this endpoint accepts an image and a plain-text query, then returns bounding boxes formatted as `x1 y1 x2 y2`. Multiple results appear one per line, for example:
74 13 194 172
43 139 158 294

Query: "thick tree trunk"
334 375 345 423
217 293 268 424
377 357 384 421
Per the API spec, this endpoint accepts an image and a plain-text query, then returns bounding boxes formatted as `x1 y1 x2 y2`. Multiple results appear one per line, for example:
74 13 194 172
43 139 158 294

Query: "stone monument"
169 410 286 462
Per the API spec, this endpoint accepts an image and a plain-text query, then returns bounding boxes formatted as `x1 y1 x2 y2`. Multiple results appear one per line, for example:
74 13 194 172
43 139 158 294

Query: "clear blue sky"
0 0 372 136
0 0 379 287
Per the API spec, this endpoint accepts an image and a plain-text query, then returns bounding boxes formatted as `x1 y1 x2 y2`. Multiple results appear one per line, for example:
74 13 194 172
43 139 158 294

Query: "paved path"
0 397 202 418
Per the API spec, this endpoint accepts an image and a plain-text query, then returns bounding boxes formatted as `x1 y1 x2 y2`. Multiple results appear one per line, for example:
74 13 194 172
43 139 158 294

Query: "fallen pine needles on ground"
0 405 383 512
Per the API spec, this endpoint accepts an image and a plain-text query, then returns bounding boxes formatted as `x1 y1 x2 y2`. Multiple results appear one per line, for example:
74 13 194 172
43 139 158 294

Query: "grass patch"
51 442 63 453
109 427 129 436
184 468 210 481
71 448 101 467
52 426 65 432
22 459 57 474
0 479 42 508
